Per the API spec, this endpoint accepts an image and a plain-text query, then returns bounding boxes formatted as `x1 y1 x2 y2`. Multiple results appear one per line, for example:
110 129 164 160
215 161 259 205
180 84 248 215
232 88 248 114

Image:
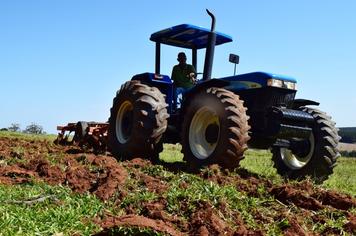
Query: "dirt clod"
96 214 184 236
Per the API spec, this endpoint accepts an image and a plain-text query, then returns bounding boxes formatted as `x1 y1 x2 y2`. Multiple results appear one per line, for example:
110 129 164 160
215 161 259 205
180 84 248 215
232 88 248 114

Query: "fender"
182 79 230 107
186 79 230 96
289 99 320 109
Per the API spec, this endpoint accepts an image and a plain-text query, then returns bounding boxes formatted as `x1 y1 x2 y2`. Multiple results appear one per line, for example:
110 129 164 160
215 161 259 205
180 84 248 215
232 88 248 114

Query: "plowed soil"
0 137 127 201
1 136 355 235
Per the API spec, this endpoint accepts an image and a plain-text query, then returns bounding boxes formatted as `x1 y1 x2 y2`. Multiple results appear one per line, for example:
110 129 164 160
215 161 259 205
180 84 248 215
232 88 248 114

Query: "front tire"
181 87 250 170
108 80 169 160
272 107 340 182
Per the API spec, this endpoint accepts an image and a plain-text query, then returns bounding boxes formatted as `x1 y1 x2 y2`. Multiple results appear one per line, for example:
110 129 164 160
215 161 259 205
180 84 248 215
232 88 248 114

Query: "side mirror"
229 54 239 75
229 54 239 64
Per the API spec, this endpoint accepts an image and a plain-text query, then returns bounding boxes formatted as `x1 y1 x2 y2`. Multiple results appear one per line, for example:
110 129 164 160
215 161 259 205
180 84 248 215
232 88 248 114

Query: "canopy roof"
150 24 233 49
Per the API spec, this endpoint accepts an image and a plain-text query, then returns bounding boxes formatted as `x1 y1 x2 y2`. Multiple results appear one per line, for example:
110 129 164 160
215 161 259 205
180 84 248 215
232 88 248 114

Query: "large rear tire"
108 80 169 160
181 87 250 170
272 107 340 183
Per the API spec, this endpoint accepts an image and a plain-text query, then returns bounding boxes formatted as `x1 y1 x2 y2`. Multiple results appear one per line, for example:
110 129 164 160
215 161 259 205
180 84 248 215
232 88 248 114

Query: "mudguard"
182 78 252 110
289 99 320 109
131 72 174 113
183 79 230 106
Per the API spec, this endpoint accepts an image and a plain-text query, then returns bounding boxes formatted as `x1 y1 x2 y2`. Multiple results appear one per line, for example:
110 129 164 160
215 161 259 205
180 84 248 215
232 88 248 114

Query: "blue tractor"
108 10 340 181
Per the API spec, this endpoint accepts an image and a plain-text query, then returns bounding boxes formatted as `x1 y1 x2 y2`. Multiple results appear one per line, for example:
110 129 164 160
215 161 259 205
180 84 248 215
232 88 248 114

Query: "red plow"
54 121 108 153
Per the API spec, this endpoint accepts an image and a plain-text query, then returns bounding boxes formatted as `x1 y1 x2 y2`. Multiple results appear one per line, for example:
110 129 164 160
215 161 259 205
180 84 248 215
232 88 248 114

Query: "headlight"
267 79 283 88
267 79 297 90
284 81 297 90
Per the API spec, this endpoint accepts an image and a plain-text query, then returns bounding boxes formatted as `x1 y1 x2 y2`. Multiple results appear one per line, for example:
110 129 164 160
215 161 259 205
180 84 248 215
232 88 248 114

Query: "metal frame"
155 43 198 75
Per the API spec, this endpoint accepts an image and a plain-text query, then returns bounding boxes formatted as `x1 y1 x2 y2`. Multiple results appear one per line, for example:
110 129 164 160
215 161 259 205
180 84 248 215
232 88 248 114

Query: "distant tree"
23 123 44 134
340 150 356 158
339 127 356 143
8 123 21 132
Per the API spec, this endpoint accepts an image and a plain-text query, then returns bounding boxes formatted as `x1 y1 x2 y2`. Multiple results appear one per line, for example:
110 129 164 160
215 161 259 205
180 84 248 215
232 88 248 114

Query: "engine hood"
219 72 297 89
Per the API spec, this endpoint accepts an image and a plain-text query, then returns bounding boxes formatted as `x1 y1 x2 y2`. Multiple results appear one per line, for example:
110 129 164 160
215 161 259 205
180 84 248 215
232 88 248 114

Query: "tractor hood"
220 72 297 89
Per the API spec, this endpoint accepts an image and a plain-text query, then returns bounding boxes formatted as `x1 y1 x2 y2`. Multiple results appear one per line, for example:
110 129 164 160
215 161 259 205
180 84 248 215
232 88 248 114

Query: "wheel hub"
205 123 219 144
116 101 133 143
189 106 220 160
280 134 315 170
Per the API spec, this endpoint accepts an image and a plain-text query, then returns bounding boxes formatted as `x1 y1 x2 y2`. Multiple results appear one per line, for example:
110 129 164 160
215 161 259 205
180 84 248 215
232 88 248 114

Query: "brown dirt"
338 142 356 152
283 217 308 236
189 201 234 235
90 155 128 201
312 190 356 210
141 198 189 231
24 158 65 185
125 157 152 169
200 164 273 198
269 184 324 211
95 214 184 236
0 165 37 184
270 181 356 211
0 137 127 201
344 213 356 234
139 173 168 194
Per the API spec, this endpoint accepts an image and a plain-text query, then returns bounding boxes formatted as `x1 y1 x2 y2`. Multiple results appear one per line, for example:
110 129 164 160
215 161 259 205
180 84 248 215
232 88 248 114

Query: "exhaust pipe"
202 9 217 81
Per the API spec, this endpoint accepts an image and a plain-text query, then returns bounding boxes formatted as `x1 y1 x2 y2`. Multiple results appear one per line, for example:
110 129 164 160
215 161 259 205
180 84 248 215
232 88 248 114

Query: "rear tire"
181 87 250 170
272 107 340 183
108 80 169 160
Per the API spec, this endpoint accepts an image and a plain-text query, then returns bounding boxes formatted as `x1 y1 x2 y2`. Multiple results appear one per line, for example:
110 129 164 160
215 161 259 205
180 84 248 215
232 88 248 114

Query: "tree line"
339 127 356 143
0 123 45 134
340 150 356 158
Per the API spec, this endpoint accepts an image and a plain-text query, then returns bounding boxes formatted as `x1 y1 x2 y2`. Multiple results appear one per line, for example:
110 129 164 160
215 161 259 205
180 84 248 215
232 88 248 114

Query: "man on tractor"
171 52 196 88
171 52 196 108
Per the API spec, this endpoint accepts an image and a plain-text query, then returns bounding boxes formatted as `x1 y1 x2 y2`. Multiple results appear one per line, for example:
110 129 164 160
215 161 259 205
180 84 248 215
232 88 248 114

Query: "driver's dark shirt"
171 64 196 88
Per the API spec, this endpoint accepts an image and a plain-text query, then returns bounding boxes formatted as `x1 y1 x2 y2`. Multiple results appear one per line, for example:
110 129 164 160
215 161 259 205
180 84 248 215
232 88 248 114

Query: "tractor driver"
171 52 196 88
171 52 196 108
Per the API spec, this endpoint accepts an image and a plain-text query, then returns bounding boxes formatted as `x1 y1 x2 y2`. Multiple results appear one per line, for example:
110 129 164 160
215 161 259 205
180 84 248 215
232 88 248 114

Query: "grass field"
161 143 356 196
0 131 355 235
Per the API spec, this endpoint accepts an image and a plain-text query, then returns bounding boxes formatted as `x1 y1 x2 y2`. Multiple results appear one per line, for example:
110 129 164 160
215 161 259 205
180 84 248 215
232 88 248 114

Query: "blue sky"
1 1 355 134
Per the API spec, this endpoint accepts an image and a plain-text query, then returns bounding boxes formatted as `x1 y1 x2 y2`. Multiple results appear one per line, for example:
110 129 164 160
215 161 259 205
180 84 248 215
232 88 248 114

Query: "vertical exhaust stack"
202 9 217 81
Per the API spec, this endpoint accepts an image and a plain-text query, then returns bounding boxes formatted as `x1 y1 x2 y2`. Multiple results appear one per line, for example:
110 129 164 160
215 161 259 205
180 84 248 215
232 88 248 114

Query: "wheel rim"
189 106 220 160
280 134 315 170
116 100 133 143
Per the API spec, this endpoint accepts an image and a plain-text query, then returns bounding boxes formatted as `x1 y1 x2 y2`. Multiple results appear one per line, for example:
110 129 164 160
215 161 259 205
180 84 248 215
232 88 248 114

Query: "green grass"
0 131 57 142
242 150 356 196
165 173 262 225
0 182 103 236
159 144 183 163
323 157 356 195
161 144 356 196
241 150 281 181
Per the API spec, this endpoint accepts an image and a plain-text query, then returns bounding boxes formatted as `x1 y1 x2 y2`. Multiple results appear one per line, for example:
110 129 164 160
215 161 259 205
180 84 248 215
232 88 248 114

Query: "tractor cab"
131 23 233 114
